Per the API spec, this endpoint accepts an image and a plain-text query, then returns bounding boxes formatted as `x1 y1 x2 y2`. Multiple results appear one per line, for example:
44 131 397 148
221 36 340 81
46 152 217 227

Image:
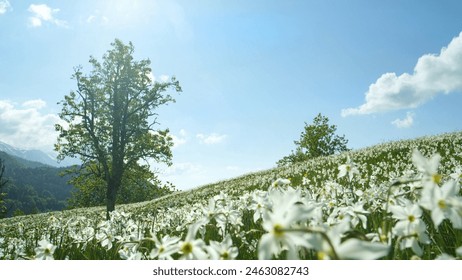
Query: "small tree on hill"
277 113 349 166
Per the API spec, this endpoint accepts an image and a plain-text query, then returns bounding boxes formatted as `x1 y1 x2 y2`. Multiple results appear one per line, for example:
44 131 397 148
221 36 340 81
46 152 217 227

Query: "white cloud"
158 161 208 190
196 133 227 145
0 99 62 152
86 15 96 23
179 129 187 137
159 75 170 82
391 112 415 129
342 31 462 117
29 16 42 27
28 4 68 28
145 71 171 84
147 72 156 83
162 162 203 176
22 99 46 109
170 129 187 149
0 0 11 15
86 10 109 25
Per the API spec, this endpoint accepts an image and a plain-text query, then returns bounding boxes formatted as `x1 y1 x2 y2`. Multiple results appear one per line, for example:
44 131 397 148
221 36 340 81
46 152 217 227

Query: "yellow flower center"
317 251 326 260
432 174 442 184
273 224 285 237
438 199 447 209
181 242 193 254
317 248 334 260
408 215 415 222
221 251 230 259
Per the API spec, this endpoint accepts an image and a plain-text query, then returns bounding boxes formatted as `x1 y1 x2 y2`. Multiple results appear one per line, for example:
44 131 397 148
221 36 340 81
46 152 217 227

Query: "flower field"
1 132 462 260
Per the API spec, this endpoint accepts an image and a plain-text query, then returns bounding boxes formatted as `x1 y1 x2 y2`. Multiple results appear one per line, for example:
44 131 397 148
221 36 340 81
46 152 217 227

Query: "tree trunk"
106 176 122 220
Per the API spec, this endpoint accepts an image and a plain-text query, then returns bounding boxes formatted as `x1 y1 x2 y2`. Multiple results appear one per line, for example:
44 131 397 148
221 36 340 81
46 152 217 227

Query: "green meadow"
1 131 461 260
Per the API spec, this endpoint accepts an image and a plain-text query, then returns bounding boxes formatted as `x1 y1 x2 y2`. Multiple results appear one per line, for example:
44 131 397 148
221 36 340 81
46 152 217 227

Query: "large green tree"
55 39 181 218
277 113 349 166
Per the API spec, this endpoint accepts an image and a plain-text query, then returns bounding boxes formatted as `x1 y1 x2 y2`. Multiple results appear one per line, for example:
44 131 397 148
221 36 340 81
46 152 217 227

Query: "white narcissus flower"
201 197 218 224
35 239 56 260
341 202 369 229
397 220 430 256
258 187 313 259
419 180 462 229
249 190 269 223
267 186 303 211
258 205 311 260
215 201 242 235
178 223 208 260
119 244 142 260
95 228 119 250
389 201 425 236
149 235 181 260
206 235 238 260
338 156 359 181
412 149 442 188
269 178 291 191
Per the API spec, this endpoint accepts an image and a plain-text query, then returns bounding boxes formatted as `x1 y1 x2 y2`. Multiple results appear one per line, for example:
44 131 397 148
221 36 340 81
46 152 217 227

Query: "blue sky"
1 0 462 190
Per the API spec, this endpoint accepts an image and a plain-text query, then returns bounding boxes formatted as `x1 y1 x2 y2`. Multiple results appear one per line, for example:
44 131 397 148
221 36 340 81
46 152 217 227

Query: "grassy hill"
0 131 461 260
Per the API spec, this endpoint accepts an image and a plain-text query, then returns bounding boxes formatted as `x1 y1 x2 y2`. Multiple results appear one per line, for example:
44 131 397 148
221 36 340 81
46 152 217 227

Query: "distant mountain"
0 150 49 169
0 141 79 167
0 151 74 217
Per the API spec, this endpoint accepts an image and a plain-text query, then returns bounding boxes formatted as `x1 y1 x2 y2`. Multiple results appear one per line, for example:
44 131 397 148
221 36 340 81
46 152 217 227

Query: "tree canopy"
55 39 181 218
277 113 349 166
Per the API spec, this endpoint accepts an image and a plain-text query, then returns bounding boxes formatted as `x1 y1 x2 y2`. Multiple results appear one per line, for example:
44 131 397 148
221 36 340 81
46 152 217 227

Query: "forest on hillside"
0 151 73 217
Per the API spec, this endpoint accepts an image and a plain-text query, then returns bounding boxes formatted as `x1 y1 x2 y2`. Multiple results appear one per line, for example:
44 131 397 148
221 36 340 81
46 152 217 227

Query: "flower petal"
337 239 389 260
